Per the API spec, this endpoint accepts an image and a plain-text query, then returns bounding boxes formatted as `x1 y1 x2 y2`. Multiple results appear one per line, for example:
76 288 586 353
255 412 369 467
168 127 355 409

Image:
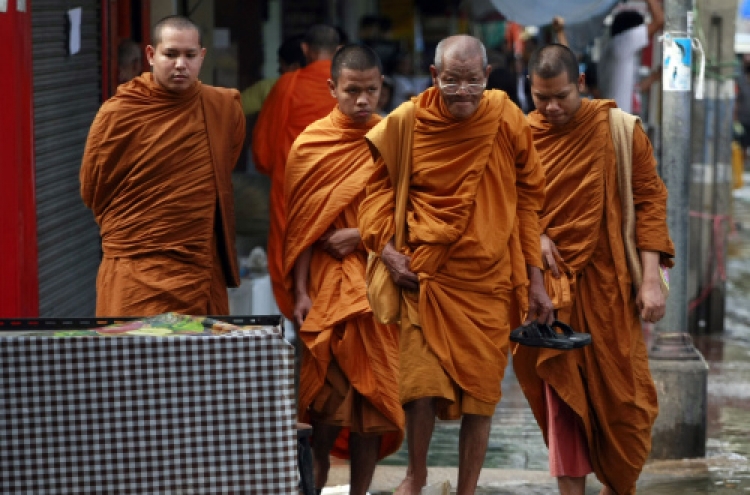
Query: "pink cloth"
545 382 593 478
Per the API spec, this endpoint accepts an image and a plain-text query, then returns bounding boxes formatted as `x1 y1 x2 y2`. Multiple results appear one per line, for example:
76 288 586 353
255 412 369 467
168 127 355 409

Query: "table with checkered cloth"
0 327 297 494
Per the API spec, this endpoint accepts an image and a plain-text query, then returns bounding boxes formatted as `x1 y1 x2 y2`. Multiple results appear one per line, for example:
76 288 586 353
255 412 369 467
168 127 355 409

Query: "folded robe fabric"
359 88 546 415
283 107 404 459
80 73 245 316
514 98 675 495
252 60 337 319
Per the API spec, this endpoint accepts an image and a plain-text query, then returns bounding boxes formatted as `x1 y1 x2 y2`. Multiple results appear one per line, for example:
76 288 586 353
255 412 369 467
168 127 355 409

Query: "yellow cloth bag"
364 102 415 324
610 107 669 297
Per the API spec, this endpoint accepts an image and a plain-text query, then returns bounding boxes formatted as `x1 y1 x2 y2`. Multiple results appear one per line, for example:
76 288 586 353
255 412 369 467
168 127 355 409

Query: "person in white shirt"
598 0 664 114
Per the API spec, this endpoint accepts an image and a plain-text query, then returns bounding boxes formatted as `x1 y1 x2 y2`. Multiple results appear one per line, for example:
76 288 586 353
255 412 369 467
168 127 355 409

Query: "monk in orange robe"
283 44 404 495
358 35 554 495
80 16 245 317
514 44 675 495
252 24 340 318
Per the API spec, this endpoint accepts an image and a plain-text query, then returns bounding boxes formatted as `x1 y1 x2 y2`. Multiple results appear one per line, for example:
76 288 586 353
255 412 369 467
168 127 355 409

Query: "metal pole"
652 0 702 358
649 0 708 461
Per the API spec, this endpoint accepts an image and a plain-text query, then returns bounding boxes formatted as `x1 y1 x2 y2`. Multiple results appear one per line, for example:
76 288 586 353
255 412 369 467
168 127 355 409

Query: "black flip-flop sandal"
550 320 592 348
510 321 575 350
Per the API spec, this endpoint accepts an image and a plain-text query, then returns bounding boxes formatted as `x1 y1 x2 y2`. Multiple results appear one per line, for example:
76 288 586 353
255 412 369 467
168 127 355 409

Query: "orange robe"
80 73 245 316
252 60 337 318
514 99 675 494
283 108 404 459
358 88 546 419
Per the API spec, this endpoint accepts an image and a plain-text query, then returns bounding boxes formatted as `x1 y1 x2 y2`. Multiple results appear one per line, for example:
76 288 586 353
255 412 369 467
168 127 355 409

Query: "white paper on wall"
68 7 82 55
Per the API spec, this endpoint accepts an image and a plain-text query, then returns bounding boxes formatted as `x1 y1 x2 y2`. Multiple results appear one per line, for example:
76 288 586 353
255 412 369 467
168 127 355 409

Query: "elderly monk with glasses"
358 34 554 495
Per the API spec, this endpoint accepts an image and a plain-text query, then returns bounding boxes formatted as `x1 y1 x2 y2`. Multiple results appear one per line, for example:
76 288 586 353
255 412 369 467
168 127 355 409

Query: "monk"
252 24 340 318
80 15 245 316
357 35 554 495
284 43 404 495
514 43 675 495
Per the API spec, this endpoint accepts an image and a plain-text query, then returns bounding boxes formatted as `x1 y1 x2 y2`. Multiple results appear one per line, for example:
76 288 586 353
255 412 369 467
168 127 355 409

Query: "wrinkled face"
430 54 490 120
146 26 205 93
530 71 585 126
328 67 382 125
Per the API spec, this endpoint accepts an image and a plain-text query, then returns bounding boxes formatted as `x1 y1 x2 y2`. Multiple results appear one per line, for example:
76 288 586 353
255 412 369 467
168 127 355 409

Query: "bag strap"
393 103 415 250
609 106 643 290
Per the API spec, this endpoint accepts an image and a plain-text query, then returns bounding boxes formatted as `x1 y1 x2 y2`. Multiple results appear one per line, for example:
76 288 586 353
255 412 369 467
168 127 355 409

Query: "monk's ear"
327 78 336 98
429 65 439 86
485 64 492 79
577 73 586 93
145 45 155 66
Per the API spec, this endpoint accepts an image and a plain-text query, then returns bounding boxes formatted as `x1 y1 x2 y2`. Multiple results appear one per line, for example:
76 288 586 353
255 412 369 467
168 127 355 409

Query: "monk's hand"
381 241 419 291
636 276 666 323
293 293 312 329
525 266 555 325
319 228 361 259
552 16 565 33
541 234 561 278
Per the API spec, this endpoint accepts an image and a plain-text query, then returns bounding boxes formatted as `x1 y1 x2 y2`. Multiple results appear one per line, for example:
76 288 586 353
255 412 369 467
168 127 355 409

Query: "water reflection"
375 185 750 494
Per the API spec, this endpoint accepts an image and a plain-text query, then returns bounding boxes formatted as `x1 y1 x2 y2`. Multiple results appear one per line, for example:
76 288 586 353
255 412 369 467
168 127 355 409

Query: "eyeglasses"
437 80 486 95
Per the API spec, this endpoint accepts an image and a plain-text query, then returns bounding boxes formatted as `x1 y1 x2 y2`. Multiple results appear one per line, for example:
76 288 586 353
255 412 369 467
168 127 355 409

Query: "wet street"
329 173 750 494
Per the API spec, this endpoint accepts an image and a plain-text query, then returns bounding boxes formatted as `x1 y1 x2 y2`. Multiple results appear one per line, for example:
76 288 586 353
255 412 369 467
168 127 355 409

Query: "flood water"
376 178 750 494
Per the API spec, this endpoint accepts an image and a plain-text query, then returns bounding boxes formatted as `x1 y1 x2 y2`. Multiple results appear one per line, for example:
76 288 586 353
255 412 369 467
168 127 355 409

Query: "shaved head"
152 15 201 47
528 43 580 84
304 24 340 54
434 35 487 72
331 43 383 82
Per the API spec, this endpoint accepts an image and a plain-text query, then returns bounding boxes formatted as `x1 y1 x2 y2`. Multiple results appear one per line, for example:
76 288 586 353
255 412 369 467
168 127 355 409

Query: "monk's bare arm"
637 250 666 322
381 240 419 291
525 265 554 325
292 246 313 328
319 228 361 259
631 124 675 265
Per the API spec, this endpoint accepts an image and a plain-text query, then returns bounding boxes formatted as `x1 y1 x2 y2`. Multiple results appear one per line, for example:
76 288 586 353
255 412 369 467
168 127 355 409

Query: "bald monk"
253 24 340 318
284 43 404 495
514 44 675 495
81 15 245 316
358 35 554 495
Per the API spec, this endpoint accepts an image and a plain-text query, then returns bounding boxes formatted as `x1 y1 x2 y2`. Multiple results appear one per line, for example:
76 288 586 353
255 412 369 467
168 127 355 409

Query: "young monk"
80 15 245 316
283 43 404 495
252 24 340 318
357 35 554 495
513 43 675 495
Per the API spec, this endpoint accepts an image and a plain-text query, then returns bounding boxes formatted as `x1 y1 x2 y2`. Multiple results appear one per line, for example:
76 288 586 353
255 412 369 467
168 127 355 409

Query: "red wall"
0 2 39 316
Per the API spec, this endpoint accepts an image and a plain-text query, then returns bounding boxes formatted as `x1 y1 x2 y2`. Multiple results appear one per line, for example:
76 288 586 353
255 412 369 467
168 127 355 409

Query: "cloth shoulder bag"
609 107 669 297
365 102 416 324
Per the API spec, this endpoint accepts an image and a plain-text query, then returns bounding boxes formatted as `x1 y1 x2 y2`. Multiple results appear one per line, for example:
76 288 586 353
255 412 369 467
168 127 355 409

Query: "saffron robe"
358 88 546 419
514 99 675 494
283 108 404 459
81 73 245 316
252 60 337 318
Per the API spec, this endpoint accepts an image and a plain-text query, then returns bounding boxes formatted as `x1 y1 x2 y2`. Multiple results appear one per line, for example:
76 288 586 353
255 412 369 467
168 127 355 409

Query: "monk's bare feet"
393 475 426 495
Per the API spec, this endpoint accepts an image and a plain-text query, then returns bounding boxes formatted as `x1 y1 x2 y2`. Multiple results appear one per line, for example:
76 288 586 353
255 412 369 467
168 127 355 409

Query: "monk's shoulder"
201 84 241 104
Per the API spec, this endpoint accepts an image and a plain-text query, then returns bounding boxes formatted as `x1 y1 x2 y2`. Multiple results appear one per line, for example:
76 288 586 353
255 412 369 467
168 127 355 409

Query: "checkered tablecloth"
0 327 297 494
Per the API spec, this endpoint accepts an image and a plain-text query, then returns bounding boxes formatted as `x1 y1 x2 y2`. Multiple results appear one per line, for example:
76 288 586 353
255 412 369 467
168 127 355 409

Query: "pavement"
323 173 750 494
